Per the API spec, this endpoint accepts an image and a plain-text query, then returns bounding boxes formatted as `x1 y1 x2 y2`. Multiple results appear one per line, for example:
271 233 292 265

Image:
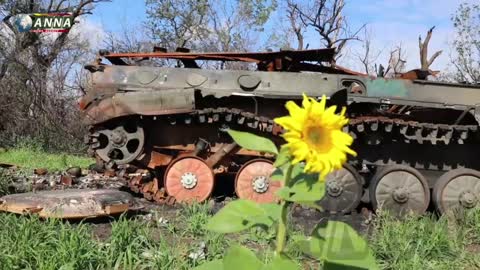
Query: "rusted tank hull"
81 49 480 216
81 64 480 126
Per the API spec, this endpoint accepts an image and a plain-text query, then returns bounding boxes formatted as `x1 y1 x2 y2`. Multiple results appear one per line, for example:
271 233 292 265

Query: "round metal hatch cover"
0 189 142 219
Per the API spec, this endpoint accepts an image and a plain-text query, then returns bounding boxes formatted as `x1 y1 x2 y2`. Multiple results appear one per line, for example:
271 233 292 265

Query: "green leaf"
270 166 286 182
227 129 278 155
259 203 281 221
207 200 279 233
294 221 378 270
270 161 297 182
192 259 223 270
273 146 292 167
223 245 264 270
290 162 306 181
275 168 325 202
262 254 300 270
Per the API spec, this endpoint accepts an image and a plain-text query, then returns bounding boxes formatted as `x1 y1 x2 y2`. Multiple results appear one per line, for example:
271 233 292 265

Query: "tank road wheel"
433 169 480 216
370 165 430 216
318 164 363 214
235 159 282 203
164 156 214 203
91 123 145 166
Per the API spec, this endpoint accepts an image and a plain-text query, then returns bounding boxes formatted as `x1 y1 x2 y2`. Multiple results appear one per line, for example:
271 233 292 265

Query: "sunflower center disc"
252 176 269 193
392 188 409 203
326 180 343 197
181 172 198 189
460 192 477 208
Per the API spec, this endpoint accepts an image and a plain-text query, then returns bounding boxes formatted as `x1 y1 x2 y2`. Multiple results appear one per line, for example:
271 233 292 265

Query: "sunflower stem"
275 164 293 255
276 201 289 254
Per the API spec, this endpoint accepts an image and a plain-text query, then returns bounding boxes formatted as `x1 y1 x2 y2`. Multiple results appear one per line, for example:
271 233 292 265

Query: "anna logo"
14 13 74 33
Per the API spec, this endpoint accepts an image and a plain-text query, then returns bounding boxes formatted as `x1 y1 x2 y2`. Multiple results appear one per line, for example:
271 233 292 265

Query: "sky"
82 0 474 72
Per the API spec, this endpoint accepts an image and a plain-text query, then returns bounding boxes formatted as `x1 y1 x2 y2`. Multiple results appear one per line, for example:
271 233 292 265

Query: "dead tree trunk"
398 26 443 80
419 26 443 71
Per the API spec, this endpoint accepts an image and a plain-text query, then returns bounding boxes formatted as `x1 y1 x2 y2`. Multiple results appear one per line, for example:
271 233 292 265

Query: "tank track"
101 107 479 207
349 116 477 145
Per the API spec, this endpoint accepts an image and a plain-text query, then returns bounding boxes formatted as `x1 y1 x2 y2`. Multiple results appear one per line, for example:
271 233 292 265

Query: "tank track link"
348 116 478 145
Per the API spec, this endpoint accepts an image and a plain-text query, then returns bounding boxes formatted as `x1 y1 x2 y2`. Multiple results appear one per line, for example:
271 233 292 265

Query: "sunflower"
274 94 357 179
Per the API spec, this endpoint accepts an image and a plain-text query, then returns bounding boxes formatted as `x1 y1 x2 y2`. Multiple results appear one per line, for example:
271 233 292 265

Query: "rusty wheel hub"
252 175 269 193
164 156 214 203
235 159 281 203
181 172 198 189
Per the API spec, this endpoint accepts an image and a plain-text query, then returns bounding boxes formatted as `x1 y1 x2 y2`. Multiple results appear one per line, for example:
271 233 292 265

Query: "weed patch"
0 147 92 172
1 202 480 269
370 210 480 270
180 202 211 236
0 215 101 270
0 169 13 195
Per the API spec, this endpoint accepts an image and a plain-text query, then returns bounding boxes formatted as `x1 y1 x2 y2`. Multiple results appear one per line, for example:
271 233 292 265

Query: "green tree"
452 2 480 83
145 0 210 51
144 0 277 53
0 0 109 151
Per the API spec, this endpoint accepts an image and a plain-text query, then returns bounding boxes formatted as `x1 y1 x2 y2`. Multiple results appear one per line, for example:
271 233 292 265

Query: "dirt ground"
84 197 371 243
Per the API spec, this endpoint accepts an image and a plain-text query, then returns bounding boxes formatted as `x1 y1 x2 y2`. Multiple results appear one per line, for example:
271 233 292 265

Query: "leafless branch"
286 0 305 50
355 27 382 75
418 26 442 70
294 0 364 63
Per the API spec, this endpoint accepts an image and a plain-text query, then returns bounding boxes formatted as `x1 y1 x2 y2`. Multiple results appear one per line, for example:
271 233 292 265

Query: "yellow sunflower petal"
311 95 326 114
274 116 302 132
285 101 305 118
302 93 312 110
283 131 302 142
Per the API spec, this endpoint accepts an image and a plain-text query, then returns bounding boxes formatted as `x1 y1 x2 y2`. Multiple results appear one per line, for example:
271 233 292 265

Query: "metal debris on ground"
0 166 127 193
33 168 48 175
66 167 82 177
0 163 15 169
157 216 169 226
0 189 142 218
188 242 206 261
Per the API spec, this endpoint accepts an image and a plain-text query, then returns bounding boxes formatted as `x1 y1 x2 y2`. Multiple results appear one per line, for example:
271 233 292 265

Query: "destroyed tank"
80 48 480 216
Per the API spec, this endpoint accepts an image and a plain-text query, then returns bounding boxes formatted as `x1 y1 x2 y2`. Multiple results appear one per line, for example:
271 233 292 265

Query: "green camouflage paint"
366 78 408 98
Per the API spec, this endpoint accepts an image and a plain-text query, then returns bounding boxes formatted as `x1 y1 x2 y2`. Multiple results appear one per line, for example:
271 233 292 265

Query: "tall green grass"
0 202 233 270
370 210 480 270
0 214 218 270
0 214 101 270
0 203 479 269
0 147 92 171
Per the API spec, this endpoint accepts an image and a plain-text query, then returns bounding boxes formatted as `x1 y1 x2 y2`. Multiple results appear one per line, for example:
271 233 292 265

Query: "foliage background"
0 0 478 153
